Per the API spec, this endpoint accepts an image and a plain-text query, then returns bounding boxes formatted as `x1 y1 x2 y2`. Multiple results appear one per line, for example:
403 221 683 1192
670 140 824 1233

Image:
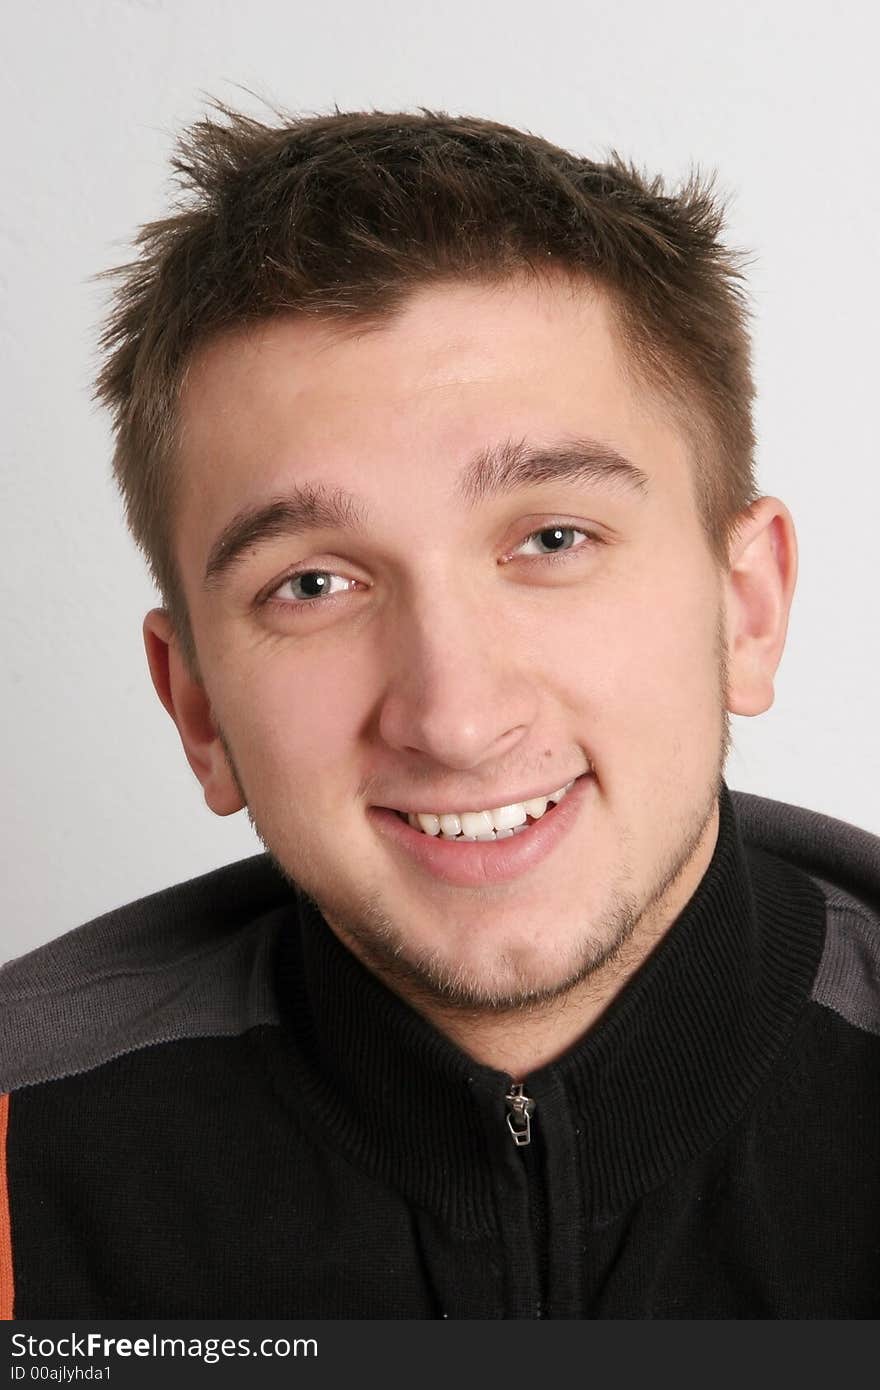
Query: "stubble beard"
304 755 724 1016
218 701 731 1020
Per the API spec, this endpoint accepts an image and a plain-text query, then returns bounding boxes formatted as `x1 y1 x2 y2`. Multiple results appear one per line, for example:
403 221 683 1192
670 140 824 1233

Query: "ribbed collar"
268 784 826 1228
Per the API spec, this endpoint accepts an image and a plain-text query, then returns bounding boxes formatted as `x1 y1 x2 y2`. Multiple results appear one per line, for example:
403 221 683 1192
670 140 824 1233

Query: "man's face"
174 275 729 1009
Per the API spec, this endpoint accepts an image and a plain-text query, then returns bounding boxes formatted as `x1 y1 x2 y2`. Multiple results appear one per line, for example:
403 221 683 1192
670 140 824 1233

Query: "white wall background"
2 0 878 961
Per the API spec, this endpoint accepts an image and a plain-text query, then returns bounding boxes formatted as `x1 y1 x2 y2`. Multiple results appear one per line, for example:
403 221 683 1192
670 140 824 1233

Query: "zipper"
504 1083 549 1317
505 1083 535 1147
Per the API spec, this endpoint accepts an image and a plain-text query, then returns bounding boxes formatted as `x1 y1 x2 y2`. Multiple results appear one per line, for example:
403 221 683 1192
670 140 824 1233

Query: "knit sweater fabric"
1 785 878 1318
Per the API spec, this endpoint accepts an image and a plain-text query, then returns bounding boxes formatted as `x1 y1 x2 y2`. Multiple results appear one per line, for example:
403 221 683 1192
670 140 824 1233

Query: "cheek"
220 643 380 794
559 559 723 746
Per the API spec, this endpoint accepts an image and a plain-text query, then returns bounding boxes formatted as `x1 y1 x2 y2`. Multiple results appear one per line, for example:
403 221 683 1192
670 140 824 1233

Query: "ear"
723 497 798 717
143 609 246 816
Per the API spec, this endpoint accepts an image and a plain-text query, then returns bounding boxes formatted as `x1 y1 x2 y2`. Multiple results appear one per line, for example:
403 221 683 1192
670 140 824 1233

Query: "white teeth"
491 802 528 831
401 776 580 840
459 810 495 837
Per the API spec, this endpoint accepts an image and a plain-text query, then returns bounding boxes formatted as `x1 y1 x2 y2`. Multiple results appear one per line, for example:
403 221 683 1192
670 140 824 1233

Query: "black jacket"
1 785 878 1317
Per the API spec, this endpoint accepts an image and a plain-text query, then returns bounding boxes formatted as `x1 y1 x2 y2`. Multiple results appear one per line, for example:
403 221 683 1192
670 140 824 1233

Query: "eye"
513 525 593 558
269 570 358 604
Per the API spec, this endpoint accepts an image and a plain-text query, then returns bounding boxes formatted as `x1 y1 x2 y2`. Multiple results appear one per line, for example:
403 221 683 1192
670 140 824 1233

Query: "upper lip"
378 771 588 816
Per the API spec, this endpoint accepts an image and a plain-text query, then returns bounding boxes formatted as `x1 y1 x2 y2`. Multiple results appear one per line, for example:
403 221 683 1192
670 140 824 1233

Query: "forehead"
175 275 693 570
181 274 645 438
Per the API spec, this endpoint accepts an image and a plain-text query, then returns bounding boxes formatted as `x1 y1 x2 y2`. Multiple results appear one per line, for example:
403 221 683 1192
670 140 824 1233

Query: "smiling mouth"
391 778 579 842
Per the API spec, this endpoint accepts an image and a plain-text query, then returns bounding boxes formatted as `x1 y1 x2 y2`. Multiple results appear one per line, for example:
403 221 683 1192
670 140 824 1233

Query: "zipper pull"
505 1083 536 1147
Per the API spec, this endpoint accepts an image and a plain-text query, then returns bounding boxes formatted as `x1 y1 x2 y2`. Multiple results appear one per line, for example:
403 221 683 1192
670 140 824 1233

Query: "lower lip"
369 774 593 888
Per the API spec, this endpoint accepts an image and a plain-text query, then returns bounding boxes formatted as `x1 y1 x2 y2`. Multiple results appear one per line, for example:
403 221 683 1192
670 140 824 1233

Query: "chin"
325 892 639 1014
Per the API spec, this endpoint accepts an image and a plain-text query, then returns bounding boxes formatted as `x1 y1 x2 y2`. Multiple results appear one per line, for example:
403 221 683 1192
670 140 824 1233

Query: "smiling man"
1 106 877 1319
156 279 747 1078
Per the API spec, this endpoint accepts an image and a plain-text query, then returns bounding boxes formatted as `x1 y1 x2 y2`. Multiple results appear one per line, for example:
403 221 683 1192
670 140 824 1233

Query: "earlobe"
723 498 798 718
142 608 246 817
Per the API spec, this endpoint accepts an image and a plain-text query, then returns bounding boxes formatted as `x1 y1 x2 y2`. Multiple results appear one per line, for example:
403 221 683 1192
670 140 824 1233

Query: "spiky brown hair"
95 103 756 672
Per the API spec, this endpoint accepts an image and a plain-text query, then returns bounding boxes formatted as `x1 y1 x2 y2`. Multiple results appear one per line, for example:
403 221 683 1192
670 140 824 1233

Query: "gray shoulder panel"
731 790 879 913
0 853 292 1093
811 880 880 1037
732 789 880 1038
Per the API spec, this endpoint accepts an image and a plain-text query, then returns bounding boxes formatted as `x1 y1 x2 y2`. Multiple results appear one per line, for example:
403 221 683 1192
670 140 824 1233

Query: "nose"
375 586 538 771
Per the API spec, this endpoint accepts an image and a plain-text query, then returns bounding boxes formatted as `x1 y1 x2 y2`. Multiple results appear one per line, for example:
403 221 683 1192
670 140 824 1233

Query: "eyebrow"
202 436 649 589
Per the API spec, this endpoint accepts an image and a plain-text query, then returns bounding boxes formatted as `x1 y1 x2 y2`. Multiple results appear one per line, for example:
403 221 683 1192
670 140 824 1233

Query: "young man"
1 107 877 1319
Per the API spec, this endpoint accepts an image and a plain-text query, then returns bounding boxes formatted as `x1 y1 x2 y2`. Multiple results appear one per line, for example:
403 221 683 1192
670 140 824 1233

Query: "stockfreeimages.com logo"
11 1332 317 1371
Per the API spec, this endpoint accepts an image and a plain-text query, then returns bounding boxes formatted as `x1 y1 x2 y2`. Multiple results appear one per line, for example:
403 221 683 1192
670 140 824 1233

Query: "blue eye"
273 571 355 603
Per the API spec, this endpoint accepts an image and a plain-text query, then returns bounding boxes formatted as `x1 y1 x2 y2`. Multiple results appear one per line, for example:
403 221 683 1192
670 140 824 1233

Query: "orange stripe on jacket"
0 1094 13 1318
